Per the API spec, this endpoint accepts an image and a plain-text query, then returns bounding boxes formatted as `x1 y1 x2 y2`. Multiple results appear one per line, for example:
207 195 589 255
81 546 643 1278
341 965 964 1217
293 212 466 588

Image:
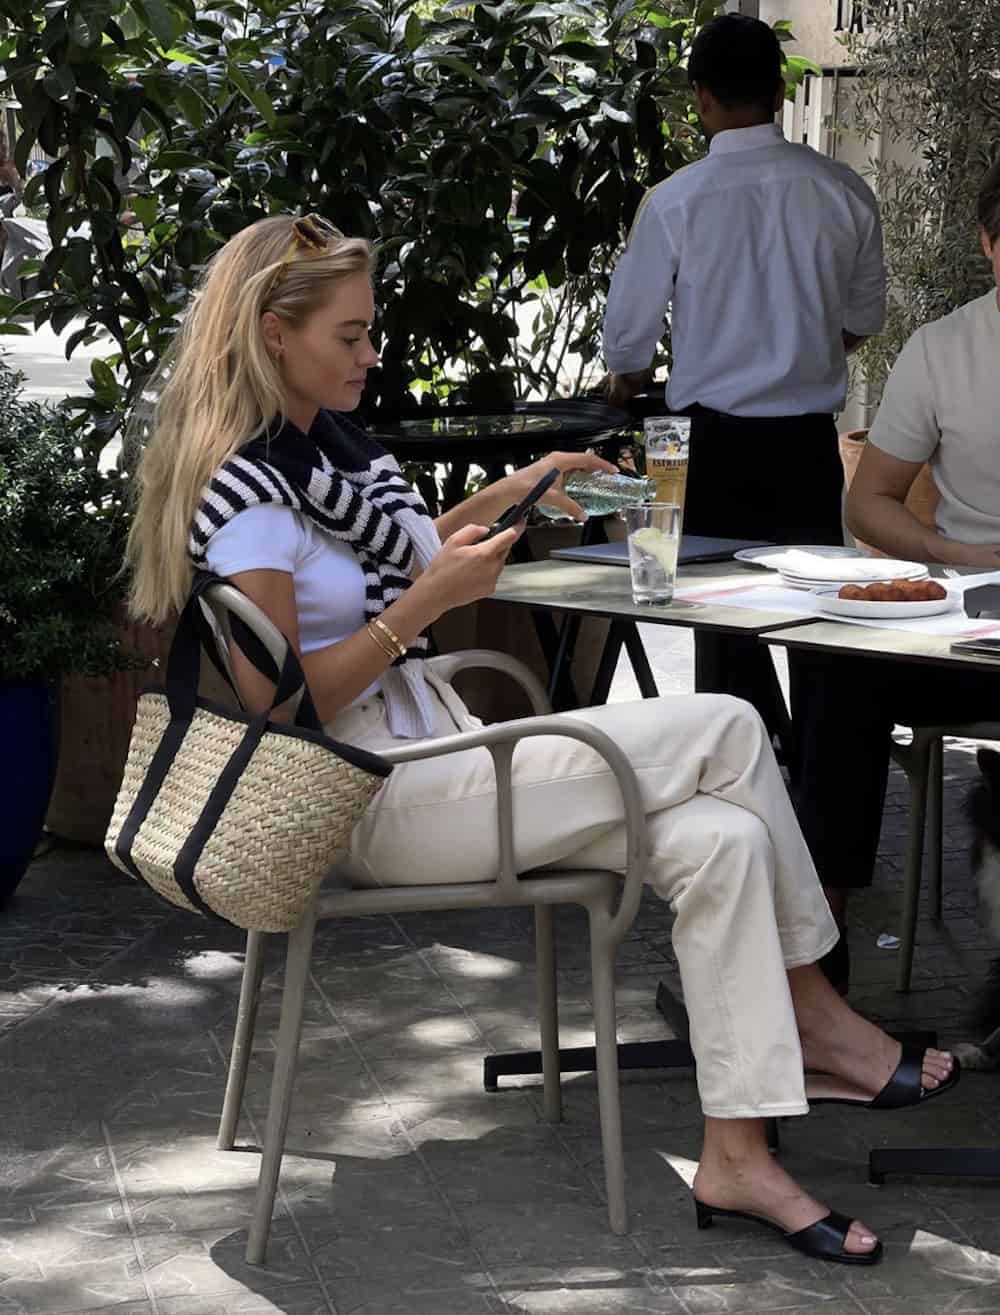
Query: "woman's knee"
709 805 771 864
653 798 774 898
696 693 770 751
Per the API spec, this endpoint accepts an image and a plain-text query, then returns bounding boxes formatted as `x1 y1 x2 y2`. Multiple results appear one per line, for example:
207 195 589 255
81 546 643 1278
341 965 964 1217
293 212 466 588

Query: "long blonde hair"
126 215 374 625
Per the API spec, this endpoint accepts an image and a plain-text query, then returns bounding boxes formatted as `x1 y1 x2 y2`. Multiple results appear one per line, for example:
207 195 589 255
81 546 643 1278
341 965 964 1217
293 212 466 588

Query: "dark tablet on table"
550 536 774 567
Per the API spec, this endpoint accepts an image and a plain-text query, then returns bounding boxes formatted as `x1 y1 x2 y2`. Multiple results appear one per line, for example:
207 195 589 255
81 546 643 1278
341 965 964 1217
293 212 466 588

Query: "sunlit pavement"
4 327 998 1313
4 644 1000 1314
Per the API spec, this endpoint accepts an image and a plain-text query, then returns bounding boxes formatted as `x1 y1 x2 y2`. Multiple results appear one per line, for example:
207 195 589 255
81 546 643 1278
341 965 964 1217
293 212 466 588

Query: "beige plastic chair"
892 722 1000 992
200 582 648 1265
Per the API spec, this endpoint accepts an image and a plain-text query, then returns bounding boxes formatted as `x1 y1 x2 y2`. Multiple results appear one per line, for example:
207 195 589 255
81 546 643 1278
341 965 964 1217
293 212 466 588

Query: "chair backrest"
198 582 310 723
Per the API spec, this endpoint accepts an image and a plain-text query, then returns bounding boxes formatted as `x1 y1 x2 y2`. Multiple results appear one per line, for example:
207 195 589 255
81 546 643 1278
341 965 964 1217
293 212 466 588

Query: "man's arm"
602 189 678 399
843 182 887 345
852 327 1000 567
846 444 1000 568
604 368 655 409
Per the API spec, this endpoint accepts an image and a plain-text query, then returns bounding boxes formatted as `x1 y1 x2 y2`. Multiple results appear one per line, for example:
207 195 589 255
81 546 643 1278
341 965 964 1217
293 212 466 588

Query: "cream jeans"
328 675 839 1119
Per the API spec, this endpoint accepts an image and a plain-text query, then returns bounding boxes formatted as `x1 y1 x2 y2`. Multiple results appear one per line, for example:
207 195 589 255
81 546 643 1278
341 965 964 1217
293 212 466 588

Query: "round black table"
363 398 633 512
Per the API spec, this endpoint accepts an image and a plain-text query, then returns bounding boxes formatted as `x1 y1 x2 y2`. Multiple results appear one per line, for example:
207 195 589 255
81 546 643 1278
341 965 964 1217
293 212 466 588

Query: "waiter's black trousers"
790 651 1000 888
682 408 844 748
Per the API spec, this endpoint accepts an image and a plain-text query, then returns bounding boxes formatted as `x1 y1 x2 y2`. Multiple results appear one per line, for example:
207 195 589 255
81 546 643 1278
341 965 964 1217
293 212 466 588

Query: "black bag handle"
166 573 323 732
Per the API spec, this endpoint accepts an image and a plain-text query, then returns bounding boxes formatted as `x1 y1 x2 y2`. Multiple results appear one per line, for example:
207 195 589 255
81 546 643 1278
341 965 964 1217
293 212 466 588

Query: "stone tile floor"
3 628 1000 1315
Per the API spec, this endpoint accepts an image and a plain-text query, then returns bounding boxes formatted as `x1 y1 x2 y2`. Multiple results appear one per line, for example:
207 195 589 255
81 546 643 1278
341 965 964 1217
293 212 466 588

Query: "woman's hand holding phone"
478 467 560 541
414 522 521 620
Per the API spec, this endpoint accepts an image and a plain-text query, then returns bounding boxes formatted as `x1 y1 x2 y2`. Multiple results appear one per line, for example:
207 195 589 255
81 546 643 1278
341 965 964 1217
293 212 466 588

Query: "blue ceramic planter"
0 680 60 908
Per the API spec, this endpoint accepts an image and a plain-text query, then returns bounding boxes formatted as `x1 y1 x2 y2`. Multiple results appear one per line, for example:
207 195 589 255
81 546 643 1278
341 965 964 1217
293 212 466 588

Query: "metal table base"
869 1146 1000 1186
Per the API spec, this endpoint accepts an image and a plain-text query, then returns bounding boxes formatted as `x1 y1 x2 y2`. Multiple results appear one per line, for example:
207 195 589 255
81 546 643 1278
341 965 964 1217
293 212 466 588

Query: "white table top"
492 559 816 635
762 619 1000 673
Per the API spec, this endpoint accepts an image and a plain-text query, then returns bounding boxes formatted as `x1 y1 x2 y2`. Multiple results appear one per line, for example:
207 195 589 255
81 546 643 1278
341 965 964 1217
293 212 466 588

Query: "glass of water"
623 503 681 605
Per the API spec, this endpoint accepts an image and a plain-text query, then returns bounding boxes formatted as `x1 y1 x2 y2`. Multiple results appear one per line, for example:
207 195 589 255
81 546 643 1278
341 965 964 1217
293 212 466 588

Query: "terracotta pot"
45 611 174 847
838 429 939 557
47 605 242 847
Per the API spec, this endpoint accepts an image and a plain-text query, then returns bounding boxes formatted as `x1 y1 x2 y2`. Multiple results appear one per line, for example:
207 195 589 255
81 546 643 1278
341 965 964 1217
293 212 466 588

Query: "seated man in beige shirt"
791 156 1000 995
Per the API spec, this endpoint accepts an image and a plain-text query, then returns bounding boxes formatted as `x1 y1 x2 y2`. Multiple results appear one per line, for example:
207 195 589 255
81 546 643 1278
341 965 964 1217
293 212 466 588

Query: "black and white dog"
955 747 1000 1071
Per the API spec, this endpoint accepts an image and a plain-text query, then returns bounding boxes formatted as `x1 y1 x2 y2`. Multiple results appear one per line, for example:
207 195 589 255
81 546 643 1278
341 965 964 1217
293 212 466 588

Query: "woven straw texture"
106 693 384 931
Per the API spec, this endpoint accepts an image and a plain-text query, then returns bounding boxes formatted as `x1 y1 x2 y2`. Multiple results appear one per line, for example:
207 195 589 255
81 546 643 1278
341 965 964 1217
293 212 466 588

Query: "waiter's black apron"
681 405 845 759
683 406 844 545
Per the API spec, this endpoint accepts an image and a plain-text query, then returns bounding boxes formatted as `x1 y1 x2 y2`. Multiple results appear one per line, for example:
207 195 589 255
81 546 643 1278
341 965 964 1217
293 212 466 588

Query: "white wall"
759 0 856 68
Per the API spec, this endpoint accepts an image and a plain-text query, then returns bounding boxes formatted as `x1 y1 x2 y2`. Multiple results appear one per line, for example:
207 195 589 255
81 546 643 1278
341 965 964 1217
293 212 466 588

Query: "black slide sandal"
694 1198 884 1266
808 1045 961 1110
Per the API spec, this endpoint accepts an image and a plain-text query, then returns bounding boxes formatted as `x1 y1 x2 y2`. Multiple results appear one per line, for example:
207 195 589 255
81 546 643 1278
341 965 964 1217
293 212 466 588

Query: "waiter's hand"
604 368 655 409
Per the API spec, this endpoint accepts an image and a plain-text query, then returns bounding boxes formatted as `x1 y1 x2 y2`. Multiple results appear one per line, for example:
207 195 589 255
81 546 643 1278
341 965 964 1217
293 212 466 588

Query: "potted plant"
0 359 135 905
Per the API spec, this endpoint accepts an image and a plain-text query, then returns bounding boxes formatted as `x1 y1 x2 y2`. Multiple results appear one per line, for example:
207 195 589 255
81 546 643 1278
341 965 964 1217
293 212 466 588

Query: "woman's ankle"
700 1116 772 1171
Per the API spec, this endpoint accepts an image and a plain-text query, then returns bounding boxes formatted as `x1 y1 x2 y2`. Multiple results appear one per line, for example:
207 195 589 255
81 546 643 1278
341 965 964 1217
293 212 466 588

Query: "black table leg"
506 532 580 709
587 621 659 706
442 460 471 511
588 623 626 707
545 518 610 711
484 1024 937 1092
414 469 440 517
694 630 793 767
547 615 585 710
622 622 659 698
870 1146 1000 1186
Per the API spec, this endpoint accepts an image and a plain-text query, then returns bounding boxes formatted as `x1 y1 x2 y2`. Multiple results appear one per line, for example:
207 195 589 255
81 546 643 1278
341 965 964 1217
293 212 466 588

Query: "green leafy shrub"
0 0 812 438
847 0 1000 410
0 360 134 681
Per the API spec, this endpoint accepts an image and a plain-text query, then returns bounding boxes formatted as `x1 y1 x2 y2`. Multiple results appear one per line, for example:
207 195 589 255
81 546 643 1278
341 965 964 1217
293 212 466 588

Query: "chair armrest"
424 649 552 716
381 716 646 943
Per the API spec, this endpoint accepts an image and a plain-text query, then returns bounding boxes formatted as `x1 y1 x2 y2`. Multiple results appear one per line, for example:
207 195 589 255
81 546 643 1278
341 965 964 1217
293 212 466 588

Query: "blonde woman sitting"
126 214 958 1266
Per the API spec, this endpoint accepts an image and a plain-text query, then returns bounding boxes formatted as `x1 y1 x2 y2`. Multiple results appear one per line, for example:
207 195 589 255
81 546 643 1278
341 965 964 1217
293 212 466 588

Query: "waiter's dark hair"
978 156 1000 246
688 14 784 116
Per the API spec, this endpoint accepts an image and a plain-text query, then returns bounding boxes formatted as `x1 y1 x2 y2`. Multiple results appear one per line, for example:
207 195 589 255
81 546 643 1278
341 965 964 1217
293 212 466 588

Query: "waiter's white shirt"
602 123 886 418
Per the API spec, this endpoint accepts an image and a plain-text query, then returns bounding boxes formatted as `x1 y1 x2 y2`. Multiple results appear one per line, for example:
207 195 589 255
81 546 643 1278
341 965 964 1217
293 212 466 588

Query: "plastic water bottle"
536 472 656 520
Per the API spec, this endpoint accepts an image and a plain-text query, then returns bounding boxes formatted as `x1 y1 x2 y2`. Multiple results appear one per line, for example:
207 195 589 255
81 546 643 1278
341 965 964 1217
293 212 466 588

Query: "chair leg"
896 736 932 993
218 930 267 1151
246 900 319 1266
534 904 562 1123
927 737 944 924
589 908 626 1235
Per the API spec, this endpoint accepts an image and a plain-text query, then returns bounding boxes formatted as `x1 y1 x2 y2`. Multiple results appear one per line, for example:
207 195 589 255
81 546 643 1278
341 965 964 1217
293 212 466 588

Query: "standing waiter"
603 13 886 740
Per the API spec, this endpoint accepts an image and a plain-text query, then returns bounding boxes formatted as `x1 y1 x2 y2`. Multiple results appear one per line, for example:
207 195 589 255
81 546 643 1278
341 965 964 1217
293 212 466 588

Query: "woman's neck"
284 399 319 435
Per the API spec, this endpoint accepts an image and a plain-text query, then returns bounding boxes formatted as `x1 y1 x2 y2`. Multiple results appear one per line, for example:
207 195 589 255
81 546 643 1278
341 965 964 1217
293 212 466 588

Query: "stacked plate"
734 546 930 591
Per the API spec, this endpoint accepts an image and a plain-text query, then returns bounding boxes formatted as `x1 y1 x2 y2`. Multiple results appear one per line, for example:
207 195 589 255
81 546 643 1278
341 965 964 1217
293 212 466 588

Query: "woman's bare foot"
695 1118 879 1256
789 963 954 1099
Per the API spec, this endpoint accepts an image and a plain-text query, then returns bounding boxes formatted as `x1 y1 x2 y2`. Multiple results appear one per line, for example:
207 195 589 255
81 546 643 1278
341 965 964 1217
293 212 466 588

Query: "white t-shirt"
204 503 381 699
602 123 885 417
868 290 1000 545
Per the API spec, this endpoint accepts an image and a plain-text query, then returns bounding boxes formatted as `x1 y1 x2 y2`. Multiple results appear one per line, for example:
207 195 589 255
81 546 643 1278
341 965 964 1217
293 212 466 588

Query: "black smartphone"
950 637 1000 657
478 467 560 542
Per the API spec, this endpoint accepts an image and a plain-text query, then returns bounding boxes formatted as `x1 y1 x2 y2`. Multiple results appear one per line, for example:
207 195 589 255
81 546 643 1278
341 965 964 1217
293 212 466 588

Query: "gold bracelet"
365 622 398 662
371 616 408 659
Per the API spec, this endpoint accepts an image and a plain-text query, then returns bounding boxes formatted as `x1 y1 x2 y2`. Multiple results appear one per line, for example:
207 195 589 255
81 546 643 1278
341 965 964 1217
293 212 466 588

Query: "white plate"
748 555 931 586
780 563 928 582
814 590 958 619
781 570 930 590
735 544 860 565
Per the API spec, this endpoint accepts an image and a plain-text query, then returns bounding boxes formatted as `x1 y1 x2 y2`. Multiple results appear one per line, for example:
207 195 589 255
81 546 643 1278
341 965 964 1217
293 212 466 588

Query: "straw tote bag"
106 574 393 932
